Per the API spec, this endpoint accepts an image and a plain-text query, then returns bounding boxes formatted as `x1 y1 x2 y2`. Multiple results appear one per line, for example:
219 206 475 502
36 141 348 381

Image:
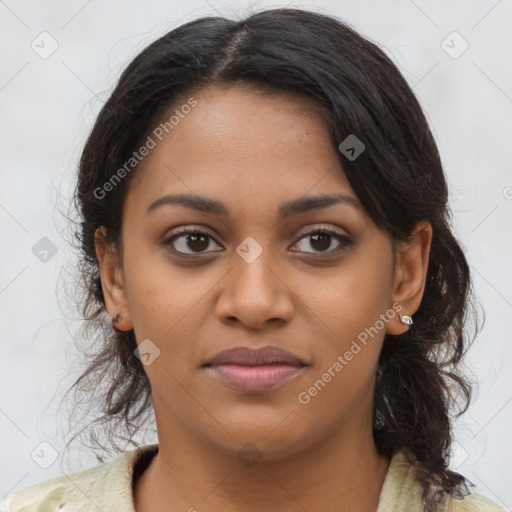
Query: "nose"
214 248 295 330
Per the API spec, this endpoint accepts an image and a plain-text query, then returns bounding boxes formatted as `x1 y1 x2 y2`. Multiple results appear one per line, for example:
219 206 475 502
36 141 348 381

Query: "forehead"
125 85 355 213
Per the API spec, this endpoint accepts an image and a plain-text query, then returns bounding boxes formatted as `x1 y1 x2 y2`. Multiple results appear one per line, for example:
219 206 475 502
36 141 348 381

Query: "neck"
134 410 390 512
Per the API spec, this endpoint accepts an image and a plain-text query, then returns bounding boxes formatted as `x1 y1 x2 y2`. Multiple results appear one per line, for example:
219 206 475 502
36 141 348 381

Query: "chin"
203 413 314 461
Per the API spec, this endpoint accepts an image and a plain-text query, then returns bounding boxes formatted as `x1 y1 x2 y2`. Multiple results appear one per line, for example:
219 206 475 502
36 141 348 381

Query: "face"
97 84 430 460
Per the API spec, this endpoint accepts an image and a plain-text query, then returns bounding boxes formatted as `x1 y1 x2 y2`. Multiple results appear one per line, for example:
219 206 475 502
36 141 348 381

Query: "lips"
203 346 308 393
203 346 307 367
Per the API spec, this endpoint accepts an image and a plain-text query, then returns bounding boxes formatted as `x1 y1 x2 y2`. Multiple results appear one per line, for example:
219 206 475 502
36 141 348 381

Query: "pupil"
188 234 209 252
311 233 331 252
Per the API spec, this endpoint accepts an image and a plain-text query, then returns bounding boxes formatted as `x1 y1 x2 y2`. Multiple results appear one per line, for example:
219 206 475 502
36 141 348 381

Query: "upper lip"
203 346 307 367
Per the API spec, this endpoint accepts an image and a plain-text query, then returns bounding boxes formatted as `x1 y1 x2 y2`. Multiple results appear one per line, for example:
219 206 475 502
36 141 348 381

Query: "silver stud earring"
399 313 413 326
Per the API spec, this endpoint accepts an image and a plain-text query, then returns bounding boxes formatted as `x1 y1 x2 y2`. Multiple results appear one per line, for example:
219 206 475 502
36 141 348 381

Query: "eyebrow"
146 192 362 217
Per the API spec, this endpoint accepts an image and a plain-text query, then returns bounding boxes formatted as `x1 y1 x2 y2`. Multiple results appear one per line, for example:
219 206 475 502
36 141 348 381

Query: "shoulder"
0 463 111 512
378 450 508 512
0 444 159 512
440 492 508 512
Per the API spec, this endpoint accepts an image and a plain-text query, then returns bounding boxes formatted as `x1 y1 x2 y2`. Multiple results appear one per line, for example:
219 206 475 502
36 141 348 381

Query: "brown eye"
309 233 332 252
291 228 352 255
162 228 222 255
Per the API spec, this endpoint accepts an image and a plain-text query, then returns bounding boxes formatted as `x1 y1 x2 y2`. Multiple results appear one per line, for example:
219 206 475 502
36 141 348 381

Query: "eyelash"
160 225 353 258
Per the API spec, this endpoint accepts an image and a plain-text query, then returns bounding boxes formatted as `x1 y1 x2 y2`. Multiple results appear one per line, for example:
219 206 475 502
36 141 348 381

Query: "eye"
161 227 222 255
290 226 352 255
161 225 352 257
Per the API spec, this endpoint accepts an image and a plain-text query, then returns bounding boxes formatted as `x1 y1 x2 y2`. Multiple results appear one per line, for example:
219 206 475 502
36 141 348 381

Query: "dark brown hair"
63 8 477 511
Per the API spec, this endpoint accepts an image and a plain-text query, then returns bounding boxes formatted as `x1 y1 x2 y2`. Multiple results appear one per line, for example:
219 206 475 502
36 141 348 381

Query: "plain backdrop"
1 0 511 509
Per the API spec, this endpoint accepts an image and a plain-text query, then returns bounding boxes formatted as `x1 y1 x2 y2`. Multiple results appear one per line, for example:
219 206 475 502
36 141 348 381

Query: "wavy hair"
63 8 477 511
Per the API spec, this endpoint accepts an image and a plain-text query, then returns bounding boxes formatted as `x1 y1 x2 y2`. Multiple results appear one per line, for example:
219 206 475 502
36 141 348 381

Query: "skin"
96 84 432 512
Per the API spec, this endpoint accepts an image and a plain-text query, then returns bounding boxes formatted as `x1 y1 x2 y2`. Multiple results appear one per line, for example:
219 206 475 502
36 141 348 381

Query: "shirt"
1 444 507 511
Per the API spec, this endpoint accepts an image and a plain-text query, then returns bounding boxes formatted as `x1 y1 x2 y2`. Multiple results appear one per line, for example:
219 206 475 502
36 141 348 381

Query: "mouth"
203 346 308 393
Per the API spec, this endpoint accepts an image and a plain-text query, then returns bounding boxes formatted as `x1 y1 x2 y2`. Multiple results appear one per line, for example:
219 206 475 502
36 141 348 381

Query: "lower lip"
206 364 306 392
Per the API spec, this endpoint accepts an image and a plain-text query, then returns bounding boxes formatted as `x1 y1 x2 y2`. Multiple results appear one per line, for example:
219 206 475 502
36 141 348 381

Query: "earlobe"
94 226 133 331
387 221 432 335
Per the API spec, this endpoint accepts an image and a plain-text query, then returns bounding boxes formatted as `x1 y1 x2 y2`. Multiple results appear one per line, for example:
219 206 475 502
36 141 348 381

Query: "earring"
112 313 122 325
399 313 413 326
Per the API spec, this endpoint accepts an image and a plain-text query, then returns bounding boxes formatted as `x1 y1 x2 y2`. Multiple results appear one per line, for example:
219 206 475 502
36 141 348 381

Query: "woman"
2 7 506 512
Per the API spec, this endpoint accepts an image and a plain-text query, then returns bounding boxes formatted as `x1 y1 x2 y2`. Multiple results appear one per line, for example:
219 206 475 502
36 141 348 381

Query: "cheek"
122 244 217 359
305 247 393 349
297 241 393 401
295 293 387 431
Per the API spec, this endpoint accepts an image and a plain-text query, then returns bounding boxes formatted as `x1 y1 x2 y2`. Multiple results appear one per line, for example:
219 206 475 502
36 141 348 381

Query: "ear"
386 221 432 335
95 226 133 331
